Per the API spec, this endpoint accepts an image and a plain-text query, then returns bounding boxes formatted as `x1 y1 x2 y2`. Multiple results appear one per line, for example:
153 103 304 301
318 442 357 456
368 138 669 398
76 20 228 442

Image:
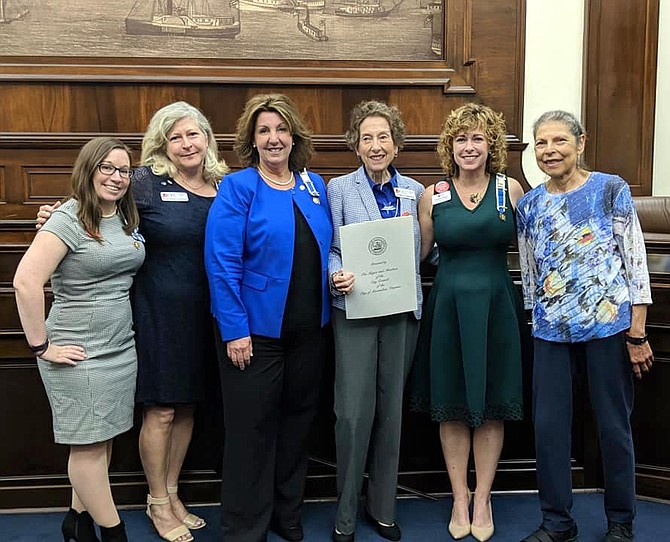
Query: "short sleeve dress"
39 199 145 444
409 176 524 427
132 166 217 405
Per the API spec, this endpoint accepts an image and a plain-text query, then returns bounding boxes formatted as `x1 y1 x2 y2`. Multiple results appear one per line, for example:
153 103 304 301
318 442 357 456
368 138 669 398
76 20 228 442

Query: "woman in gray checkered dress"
13 138 144 542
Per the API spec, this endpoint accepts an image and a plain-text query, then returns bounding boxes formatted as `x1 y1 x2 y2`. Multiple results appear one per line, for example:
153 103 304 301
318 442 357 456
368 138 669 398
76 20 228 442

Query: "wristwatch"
625 334 648 345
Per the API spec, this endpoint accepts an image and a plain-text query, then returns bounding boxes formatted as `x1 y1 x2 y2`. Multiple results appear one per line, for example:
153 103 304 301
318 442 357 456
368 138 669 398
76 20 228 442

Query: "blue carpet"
2 493 669 541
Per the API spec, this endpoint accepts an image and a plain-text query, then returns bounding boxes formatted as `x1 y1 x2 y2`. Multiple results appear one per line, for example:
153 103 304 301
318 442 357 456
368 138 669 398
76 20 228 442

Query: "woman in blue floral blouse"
516 110 654 542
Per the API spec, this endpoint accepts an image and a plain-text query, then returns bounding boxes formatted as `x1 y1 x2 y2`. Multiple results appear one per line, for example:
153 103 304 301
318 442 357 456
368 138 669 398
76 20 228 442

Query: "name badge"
432 191 452 205
394 187 416 200
160 192 189 202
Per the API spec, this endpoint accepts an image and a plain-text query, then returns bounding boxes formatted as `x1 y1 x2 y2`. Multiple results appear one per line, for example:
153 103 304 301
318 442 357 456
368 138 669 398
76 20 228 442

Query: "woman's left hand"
626 342 654 379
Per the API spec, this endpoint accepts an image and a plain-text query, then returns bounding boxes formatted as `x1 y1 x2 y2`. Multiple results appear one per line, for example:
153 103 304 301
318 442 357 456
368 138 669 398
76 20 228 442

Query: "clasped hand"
332 270 355 294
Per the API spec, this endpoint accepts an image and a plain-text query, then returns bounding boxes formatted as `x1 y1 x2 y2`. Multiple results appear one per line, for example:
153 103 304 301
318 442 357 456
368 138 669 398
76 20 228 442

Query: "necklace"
101 206 117 218
457 177 489 205
176 174 207 191
258 167 294 186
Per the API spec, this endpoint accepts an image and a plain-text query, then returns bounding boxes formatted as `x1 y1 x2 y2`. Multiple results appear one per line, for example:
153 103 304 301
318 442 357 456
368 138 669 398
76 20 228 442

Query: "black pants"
533 332 636 531
215 327 326 542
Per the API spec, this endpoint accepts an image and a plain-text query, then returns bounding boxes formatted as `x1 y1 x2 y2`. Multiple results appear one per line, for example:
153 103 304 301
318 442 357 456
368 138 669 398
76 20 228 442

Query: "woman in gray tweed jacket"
328 101 424 542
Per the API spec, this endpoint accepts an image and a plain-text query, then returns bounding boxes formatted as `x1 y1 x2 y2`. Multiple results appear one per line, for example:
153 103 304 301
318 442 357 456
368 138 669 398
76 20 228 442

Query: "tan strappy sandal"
168 486 206 530
146 494 194 542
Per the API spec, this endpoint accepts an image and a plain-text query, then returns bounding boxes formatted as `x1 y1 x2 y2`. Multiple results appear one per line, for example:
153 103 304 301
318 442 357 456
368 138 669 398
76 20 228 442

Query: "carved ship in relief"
125 0 240 38
421 0 442 56
236 0 286 11
335 0 403 18
294 7 327 41
294 0 325 12
237 0 325 12
0 0 29 23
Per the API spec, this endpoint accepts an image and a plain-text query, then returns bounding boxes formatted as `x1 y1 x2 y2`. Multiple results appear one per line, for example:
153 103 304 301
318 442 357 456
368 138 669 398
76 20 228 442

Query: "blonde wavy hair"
141 101 228 184
437 103 508 178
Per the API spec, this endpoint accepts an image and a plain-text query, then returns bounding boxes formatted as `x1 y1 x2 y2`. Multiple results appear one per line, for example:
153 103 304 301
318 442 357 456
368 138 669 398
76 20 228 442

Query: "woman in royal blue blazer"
204 94 333 542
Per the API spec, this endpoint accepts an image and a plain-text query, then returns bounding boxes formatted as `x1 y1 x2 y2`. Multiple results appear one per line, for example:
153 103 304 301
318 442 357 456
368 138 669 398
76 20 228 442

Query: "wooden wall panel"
1 0 668 509
583 0 659 195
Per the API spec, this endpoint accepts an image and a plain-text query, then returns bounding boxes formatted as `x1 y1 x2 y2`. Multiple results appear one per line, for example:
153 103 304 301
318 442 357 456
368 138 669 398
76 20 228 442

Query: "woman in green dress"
409 103 525 542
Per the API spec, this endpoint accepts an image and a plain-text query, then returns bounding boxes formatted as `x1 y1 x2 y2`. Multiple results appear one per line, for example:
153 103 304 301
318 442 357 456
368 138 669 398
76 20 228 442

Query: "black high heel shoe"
100 521 128 542
61 508 100 542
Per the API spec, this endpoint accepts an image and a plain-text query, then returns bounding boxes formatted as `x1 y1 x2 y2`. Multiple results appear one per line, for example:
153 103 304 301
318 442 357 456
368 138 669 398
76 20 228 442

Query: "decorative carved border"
0 1 476 95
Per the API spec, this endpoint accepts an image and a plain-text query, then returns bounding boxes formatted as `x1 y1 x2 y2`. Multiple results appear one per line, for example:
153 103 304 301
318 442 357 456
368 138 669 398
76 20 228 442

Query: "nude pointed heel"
146 494 194 542
470 499 494 542
167 486 206 530
448 490 471 540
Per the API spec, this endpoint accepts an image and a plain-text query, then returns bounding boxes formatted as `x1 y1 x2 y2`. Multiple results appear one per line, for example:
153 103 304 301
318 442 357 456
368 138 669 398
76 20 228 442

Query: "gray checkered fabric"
38 199 145 444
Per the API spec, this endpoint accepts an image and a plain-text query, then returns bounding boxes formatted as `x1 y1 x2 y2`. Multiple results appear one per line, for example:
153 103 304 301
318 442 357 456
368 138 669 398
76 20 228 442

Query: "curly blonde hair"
437 103 508 178
141 101 228 185
233 94 314 171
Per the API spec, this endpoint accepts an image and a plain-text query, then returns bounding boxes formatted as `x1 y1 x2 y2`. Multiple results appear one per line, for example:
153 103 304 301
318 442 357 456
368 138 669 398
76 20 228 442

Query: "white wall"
523 0 585 187
523 0 669 196
653 0 670 196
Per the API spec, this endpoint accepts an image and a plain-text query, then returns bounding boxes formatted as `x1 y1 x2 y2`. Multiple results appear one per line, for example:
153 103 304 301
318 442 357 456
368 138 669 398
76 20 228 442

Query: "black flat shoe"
270 521 304 542
364 509 401 541
332 528 355 542
521 524 578 542
605 522 633 541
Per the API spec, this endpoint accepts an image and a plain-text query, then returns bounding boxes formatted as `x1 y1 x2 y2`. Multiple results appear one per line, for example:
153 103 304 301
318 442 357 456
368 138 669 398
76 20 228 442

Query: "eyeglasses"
97 163 133 179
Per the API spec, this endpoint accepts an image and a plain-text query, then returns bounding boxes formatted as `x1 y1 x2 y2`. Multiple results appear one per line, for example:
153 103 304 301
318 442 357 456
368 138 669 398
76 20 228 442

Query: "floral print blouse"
516 172 652 343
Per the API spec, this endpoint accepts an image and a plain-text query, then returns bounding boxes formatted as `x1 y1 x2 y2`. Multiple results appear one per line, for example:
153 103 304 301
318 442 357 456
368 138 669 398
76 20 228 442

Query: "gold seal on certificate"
340 215 417 319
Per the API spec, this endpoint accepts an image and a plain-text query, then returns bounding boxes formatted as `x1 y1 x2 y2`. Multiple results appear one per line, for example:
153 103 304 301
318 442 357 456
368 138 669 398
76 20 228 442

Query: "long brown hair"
70 137 140 241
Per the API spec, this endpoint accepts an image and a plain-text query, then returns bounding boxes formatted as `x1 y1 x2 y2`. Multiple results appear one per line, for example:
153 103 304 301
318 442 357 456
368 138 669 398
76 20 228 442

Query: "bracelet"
625 334 648 346
29 338 49 357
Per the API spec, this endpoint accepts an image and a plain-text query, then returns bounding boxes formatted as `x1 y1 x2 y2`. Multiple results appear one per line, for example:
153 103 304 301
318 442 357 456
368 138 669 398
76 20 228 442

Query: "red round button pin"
435 180 450 193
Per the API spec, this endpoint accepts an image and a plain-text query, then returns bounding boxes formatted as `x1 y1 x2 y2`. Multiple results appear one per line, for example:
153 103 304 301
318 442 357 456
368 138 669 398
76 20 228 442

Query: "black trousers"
533 332 636 532
215 327 326 542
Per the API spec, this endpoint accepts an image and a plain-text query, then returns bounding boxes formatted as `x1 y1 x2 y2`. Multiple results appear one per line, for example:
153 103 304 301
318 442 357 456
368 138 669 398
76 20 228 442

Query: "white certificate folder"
340 215 417 319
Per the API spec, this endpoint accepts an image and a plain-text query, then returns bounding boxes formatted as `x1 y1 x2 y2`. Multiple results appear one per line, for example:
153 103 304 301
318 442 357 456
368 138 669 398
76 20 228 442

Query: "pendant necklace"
463 178 488 205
